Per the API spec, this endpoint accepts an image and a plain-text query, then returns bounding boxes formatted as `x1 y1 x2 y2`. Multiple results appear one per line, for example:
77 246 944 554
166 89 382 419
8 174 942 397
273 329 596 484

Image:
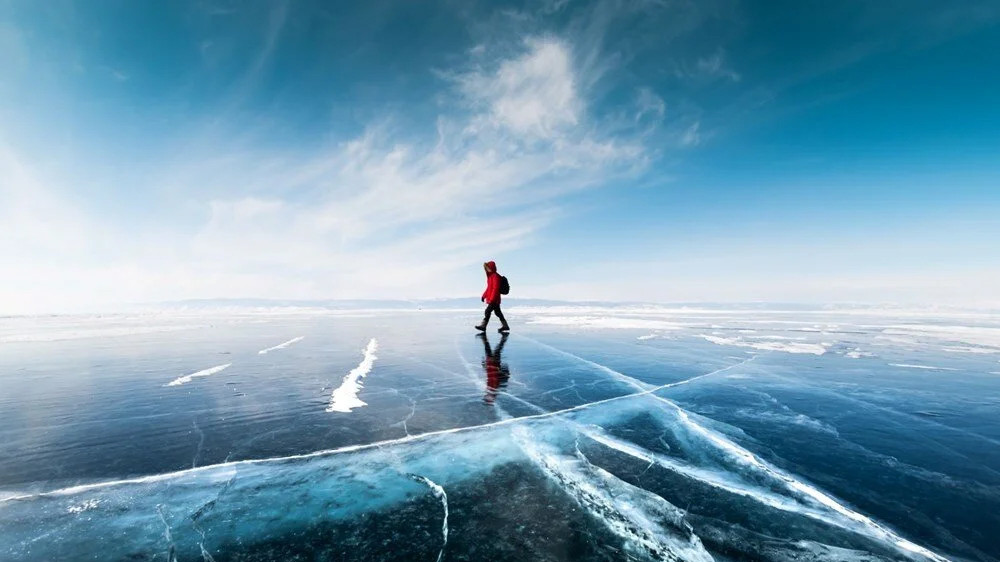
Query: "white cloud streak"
458 37 581 139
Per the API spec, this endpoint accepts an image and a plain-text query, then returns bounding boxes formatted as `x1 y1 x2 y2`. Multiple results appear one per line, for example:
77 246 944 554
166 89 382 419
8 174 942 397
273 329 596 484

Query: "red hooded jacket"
482 261 501 305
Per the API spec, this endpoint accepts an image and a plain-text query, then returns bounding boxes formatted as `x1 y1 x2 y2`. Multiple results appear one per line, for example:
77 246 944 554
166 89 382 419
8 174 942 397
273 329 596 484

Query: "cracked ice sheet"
0 392 954 561
1 309 997 561
2 396 739 560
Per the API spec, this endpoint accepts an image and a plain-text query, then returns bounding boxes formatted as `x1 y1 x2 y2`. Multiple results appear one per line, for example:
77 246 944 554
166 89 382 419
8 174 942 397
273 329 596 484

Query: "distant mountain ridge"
146 298 950 312
152 297 627 310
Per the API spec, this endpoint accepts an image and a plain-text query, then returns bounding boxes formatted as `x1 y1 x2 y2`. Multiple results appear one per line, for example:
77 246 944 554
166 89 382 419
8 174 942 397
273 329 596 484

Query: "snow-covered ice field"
1 305 998 561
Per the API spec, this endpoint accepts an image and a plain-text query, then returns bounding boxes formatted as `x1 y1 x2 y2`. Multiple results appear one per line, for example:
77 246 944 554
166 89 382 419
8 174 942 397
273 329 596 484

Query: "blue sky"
1 0 998 312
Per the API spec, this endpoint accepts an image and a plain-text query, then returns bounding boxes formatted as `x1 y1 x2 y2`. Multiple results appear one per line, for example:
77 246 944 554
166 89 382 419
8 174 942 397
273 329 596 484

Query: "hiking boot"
498 325 510 333
475 323 487 331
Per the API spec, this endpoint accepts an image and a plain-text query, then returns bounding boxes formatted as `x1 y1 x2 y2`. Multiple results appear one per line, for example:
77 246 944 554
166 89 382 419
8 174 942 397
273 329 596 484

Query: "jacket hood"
484 261 497 273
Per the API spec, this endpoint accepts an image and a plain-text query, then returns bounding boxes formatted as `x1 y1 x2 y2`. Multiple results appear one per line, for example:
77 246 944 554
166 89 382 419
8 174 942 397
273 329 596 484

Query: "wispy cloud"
634 87 665 123
457 37 581 139
680 121 701 146
0 35 652 312
179 38 646 295
695 49 740 82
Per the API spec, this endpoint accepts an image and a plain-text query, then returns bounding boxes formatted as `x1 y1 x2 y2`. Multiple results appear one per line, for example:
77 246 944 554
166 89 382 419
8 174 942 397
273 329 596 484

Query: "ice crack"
191 420 205 468
156 505 178 562
513 426 713 562
1 361 768 504
390 389 417 436
524 338 951 562
409 474 448 562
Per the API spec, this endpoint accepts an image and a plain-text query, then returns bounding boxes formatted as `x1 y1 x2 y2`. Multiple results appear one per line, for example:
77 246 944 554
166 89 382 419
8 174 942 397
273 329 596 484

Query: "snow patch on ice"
67 499 100 514
326 338 379 413
699 334 827 355
258 336 304 354
746 334 807 341
845 348 874 359
528 315 685 331
941 345 999 354
166 364 232 387
883 325 1000 349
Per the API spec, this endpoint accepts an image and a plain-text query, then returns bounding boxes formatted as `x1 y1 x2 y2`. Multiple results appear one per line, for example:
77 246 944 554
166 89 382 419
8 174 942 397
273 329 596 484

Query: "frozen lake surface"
1 306 999 561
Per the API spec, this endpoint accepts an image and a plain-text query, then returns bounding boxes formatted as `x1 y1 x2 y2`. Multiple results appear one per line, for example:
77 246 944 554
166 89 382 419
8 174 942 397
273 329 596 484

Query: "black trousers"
482 302 508 327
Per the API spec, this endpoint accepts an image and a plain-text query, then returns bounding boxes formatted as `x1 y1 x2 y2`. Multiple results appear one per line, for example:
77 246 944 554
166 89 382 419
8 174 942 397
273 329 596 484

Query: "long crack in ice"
0 324 968 561
514 426 714 562
522 337 952 562
191 420 205 469
0 343 952 562
0 358 758 503
156 504 178 562
409 474 448 562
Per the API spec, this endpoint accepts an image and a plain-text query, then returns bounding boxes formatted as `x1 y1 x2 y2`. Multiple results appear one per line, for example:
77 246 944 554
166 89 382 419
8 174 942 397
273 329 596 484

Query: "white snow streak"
166 364 232 387
889 363 959 371
326 338 378 413
257 336 305 354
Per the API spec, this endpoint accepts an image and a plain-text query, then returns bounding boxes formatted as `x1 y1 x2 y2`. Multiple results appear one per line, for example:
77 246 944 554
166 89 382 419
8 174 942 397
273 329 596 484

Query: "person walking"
476 261 509 333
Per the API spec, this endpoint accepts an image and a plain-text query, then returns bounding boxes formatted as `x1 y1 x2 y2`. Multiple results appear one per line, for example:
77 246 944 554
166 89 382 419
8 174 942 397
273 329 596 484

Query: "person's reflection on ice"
479 332 510 405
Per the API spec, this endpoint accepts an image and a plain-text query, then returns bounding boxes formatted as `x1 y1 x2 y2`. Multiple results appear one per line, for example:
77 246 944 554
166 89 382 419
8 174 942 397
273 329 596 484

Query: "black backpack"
499 275 510 295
